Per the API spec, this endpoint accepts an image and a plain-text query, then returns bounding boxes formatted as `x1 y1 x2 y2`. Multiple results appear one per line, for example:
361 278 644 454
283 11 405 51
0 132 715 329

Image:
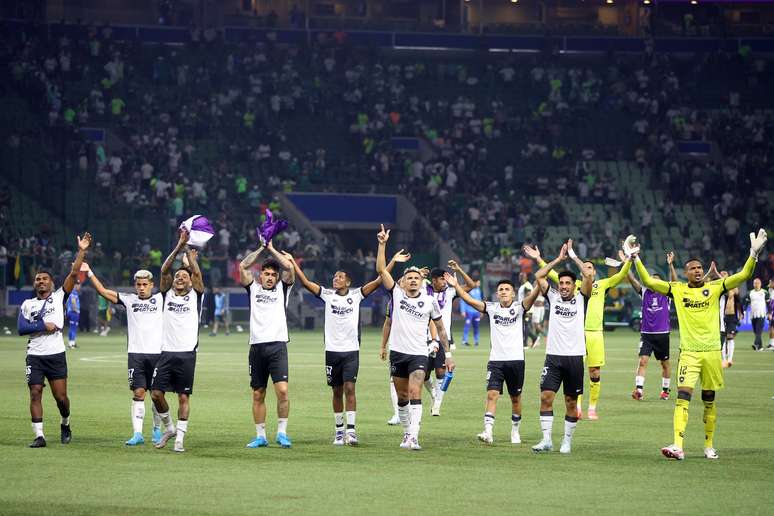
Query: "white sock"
728 339 736 360
175 420 187 444
159 411 175 432
151 403 162 428
512 414 521 431
424 379 434 398
398 403 410 432
61 416 70 426
390 382 399 418
564 417 578 441
483 412 495 434
345 411 356 431
721 345 727 361
408 402 422 438
539 415 553 442
32 421 44 438
68 340 75 347
132 400 145 434
278 418 288 435
662 377 671 390
434 379 445 405
769 338 774 347
635 375 645 389
334 412 344 431
255 423 266 439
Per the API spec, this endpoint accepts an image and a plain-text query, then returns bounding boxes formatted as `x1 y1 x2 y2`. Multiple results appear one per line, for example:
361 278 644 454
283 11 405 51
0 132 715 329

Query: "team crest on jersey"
47 297 54 304
593 282 599 289
150 298 157 304
702 289 710 297
509 308 515 315
347 298 353 304
418 301 424 308
184 295 190 301
569 298 577 305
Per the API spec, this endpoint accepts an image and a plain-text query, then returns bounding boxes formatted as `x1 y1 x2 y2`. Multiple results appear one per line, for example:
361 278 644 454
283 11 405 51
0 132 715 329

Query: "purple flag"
179 215 215 248
256 208 288 245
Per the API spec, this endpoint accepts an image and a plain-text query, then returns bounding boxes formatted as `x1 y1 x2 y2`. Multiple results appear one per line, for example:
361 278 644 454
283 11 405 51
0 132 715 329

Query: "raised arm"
634 256 670 295
579 257 594 297
606 257 632 288
448 260 476 292
83 264 119 304
363 249 410 297
266 241 295 285
186 247 204 293
726 228 768 290
239 244 265 287
667 251 678 282
282 251 320 296
161 230 189 293
534 244 568 294
525 244 561 285
63 232 92 294
375 224 395 291
566 239 586 271
521 280 542 312
433 318 455 372
445 272 485 312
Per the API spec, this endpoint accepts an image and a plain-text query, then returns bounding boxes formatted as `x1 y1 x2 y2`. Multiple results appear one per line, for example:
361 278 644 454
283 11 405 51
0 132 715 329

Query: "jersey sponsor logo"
131 302 159 313
493 313 520 326
166 301 192 313
330 304 354 316
682 297 710 309
554 305 578 318
254 293 278 304
398 299 427 319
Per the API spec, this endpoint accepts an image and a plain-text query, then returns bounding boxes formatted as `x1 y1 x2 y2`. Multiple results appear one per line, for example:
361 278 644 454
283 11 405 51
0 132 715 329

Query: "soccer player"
445 272 540 445
240 240 296 449
425 261 476 415
151 230 205 453
528 294 547 348
713 268 742 365
460 286 482 347
517 272 533 348
529 243 592 454
285 249 408 445
85 265 164 446
65 282 81 349
18 232 91 448
747 278 769 351
631 229 767 460
627 252 675 401
376 224 454 450
525 239 631 420
209 288 230 337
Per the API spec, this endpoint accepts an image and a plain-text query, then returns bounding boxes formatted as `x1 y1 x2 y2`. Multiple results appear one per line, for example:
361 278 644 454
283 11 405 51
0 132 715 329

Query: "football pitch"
1 326 773 516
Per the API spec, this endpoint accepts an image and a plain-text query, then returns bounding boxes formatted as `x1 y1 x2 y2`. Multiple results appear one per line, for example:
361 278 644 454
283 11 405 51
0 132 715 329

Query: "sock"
389 382 399 418
132 400 145 434
674 398 689 449
511 414 521 432
408 399 422 439
255 423 266 439
398 401 410 432
483 412 495 434
635 375 645 390
728 339 736 361
61 416 70 426
539 411 553 442
32 421 44 438
662 377 671 392
424 379 434 398
703 401 717 449
564 415 578 441
277 418 288 435
345 411 356 431
769 338 774 347
175 419 187 444
151 403 162 428
434 378 446 405
589 377 601 409
334 412 344 431
576 395 583 411
721 345 727 362
68 340 75 347
159 411 175 432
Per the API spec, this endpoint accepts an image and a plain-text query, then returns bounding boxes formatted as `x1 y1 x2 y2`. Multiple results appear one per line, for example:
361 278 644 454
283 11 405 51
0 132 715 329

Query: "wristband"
87 270 94 278
568 249 578 260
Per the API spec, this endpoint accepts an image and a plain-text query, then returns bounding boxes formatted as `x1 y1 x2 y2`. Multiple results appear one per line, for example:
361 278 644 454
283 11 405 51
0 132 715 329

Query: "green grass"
1 326 773 515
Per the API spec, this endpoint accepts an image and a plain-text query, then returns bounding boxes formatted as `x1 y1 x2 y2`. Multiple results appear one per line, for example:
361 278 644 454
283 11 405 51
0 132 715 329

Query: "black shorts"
539 354 584 397
151 351 196 395
325 350 359 386
249 342 289 390
26 352 68 386
487 360 525 396
427 345 446 374
639 333 670 361
390 350 427 379
724 315 738 334
128 353 161 391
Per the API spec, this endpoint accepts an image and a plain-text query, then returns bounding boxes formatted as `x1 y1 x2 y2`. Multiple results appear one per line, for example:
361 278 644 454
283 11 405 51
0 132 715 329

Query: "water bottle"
440 370 454 392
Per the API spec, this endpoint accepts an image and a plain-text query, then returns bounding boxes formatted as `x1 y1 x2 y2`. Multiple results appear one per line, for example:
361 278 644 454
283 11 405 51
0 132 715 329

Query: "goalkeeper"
627 230 767 461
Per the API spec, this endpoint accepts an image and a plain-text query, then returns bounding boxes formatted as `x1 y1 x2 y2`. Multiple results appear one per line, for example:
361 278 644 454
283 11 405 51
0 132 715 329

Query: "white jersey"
388 286 442 356
118 292 163 354
20 288 66 356
749 289 768 318
248 281 292 345
162 289 202 352
517 281 533 302
427 285 456 335
530 296 546 322
318 287 365 352
545 288 586 356
484 301 525 361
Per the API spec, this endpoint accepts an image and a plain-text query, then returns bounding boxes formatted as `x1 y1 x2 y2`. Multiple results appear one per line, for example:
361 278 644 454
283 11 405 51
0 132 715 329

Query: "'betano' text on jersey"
484 301 525 361
388 286 442 356
162 289 202 352
319 287 364 352
546 288 586 356
21 288 67 356
248 281 292 345
118 292 163 354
